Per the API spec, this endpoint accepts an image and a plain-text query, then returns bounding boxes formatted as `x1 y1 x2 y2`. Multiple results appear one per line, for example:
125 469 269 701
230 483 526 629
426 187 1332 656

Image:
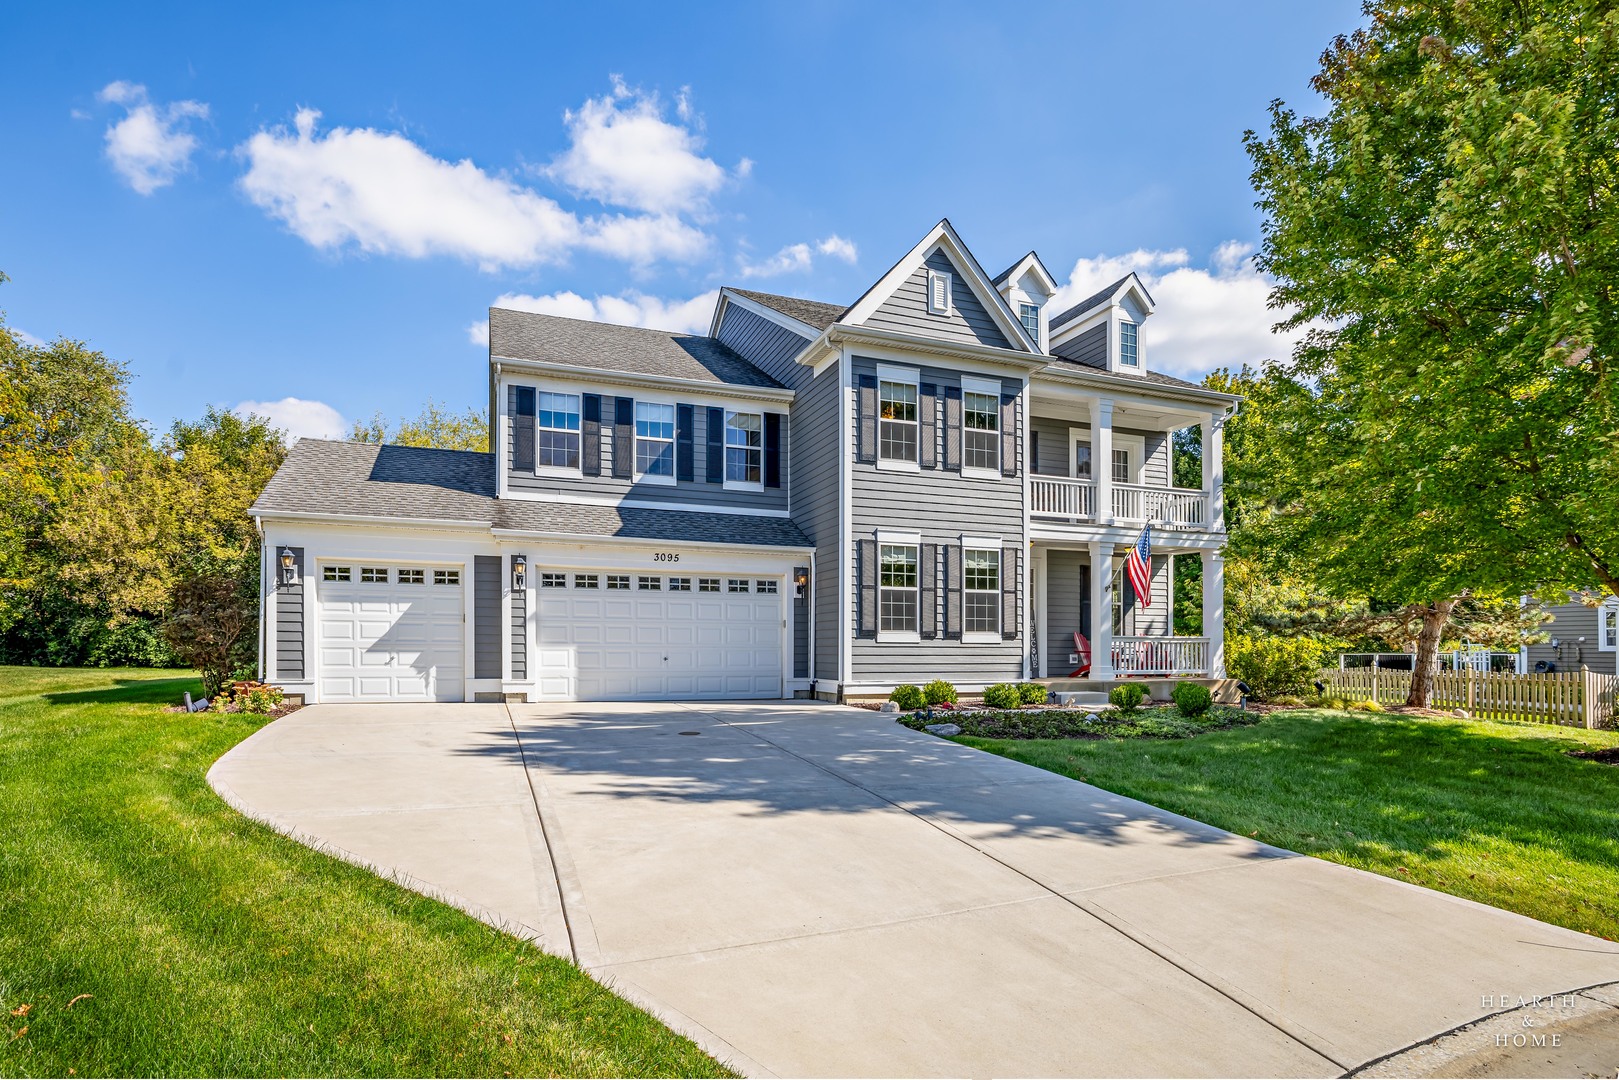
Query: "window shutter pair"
1001 546 1020 640
676 403 695 482
513 386 535 473
705 406 724 483
582 394 602 476
857 538 878 638
764 413 782 488
856 374 878 464
611 397 634 479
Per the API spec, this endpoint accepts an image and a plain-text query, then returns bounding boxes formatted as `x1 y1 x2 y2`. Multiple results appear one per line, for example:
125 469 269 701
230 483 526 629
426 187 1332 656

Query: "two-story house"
250 220 1239 704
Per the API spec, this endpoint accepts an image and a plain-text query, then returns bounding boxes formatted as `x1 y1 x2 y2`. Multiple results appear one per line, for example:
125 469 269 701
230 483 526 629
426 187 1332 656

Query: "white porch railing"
1111 636 1210 676
1112 484 1209 529
1030 476 1096 519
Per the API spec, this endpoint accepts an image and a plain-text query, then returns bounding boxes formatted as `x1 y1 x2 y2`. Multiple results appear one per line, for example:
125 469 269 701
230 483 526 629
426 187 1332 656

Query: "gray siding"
510 554 527 681
793 565 810 679
788 362 844 682
716 303 814 391
506 381 788 512
1052 323 1106 368
1044 550 1088 677
474 555 501 680
1027 418 1168 486
1527 601 1617 676
864 249 1013 350
848 355 1026 685
274 546 304 680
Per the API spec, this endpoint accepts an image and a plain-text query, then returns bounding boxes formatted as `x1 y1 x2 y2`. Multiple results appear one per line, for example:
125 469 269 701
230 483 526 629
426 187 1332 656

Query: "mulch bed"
1568 747 1619 765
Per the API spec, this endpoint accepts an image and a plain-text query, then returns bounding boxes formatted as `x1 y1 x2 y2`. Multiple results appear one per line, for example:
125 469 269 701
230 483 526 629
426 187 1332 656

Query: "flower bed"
897 704 1256 741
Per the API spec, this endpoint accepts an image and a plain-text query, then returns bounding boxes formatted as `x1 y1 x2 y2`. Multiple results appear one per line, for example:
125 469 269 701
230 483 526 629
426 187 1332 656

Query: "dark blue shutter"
1031 428 1040 474
612 397 634 479
705 406 724 483
512 386 535 473
856 374 878 464
1000 390 1018 477
763 413 782 488
676 403 695 482
857 539 877 638
582 394 602 477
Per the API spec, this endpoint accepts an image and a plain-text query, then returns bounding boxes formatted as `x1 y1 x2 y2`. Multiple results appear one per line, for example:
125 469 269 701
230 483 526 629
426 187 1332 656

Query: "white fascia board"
1000 252 1058 298
488 526 814 555
826 324 1049 373
714 288 824 341
1032 367 1244 411
491 355 795 406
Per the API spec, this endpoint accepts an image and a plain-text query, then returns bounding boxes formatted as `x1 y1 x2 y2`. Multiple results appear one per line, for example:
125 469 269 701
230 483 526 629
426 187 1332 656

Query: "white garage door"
317 564 465 702
534 571 782 700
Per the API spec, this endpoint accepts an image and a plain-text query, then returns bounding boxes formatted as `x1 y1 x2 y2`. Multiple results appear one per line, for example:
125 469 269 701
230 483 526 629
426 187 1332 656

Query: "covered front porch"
1030 540 1225 680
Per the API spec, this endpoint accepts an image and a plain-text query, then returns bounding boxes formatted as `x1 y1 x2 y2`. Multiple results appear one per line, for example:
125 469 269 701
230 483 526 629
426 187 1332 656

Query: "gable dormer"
992 252 1058 352
1047 272 1157 376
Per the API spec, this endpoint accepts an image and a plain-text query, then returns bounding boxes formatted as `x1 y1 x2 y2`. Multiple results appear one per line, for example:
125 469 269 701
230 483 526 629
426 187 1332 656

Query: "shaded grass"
0 666 732 1078
960 708 1619 941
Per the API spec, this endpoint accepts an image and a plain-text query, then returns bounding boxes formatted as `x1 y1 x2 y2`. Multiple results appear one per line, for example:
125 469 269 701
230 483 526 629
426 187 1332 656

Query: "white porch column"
1202 549 1225 678
1202 411 1226 531
1089 540 1114 680
1091 397 1114 525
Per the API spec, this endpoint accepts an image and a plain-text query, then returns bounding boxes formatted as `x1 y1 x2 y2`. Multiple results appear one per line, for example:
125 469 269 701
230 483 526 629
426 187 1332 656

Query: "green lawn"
0 666 732 1078
961 708 1619 941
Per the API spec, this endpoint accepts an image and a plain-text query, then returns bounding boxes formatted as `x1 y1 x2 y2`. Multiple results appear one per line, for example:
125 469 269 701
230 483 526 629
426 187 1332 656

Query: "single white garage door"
534 571 782 700
317 564 465 702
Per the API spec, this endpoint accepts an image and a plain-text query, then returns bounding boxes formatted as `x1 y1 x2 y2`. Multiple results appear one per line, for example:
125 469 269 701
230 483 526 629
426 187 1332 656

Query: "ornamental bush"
982 683 1021 710
1017 682 1050 706
890 684 925 710
1171 681 1213 717
1108 683 1146 712
923 679 958 706
1227 634 1330 701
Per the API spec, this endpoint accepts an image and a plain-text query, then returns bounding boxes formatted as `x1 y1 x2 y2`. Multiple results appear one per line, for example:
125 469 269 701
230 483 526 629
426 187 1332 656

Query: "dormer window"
1119 321 1139 367
1019 303 1040 343
927 270 953 316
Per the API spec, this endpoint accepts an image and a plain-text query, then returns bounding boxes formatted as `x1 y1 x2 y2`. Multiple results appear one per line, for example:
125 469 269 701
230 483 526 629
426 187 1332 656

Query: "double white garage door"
315 563 783 702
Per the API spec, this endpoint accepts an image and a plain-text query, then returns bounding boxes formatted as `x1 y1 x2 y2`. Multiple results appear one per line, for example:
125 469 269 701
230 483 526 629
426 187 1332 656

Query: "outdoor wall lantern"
278 547 298 586
512 554 527 592
793 568 809 598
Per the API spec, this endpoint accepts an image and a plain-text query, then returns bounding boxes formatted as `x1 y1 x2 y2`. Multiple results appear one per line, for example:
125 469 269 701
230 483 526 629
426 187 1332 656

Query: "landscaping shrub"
1227 634 1330 701
982 683 1021 709
1017 682 1050 706
1108 683 1146 712
897 704 1254 741
232 681 285 715
1171 681 1213 717
890 684 925 710
923 679 958 706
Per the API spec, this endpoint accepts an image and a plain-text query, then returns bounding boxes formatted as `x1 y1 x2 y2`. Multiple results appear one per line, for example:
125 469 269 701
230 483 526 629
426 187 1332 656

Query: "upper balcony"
1031 475 1211 530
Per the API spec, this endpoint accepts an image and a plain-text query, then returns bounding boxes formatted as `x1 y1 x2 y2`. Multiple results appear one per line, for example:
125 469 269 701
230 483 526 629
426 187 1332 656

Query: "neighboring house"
1525 595 1619 676
250 220 1239 704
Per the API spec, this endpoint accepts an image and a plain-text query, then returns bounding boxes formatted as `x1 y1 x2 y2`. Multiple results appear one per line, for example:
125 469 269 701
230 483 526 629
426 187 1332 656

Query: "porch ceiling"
1030 382 1210 432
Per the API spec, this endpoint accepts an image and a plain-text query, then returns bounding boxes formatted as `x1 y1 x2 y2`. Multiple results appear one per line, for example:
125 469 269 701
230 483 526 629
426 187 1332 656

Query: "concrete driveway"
209 701 1619 1078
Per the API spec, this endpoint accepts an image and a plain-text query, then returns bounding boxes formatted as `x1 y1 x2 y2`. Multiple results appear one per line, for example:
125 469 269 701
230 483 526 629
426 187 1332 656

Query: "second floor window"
1112 447 1132 485
1119 321 1139 367
726 411 762 484
1074 441 1092 478
539 392 581 469
635 402 675 477
879 379 918 462
963 390 999 472
879 544 919 633
1019 302 1039 342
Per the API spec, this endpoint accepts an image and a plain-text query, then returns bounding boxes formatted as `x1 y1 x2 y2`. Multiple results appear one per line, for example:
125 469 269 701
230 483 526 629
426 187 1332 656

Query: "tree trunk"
1406 598 1458 708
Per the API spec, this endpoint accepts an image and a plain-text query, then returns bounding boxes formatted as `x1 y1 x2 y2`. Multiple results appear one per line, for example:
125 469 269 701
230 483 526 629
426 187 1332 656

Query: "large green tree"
351 400 488 451
1243 0 1619 704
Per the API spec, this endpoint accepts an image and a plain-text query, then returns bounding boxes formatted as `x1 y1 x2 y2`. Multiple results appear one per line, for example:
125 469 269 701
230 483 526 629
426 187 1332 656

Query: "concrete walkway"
209 701 1619 1078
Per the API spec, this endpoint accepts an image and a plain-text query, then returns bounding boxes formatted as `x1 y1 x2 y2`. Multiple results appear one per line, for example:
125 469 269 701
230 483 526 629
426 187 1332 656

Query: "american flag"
1125 524 1152 608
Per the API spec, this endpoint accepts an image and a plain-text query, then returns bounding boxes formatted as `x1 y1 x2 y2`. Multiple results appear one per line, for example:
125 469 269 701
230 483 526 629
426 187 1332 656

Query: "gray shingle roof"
991 252 1036 287
727 288 847 332
252 439 812 547
489 307 783 389
251 440 496 523
1040 355 1214 393
1048 275 1134 332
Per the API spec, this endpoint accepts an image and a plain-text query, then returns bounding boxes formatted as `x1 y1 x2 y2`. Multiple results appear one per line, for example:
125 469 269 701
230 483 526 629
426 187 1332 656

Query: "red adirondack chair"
1068 632 1092 678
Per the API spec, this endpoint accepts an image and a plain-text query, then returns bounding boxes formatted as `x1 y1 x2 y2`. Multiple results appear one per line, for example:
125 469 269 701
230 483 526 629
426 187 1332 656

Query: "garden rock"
924 723 962 737
878 701 899 713
1085 713 1102 723
1453 708 1471 719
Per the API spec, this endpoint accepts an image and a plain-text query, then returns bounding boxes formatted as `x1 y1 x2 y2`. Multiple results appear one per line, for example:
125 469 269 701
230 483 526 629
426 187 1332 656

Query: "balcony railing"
1030 476 1211 529
1112 636 1210 676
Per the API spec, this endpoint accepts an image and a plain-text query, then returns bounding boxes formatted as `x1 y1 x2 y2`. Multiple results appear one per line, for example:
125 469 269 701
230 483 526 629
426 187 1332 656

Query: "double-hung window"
1019 302 1040 343
1603 603 1618 651
538 392 581 469
725 410 762 485
964 548 1001 638
879 544 919 635
635 402 675 478
878 378 918 464
962 378 1000 474
1112 448 1132 485
1118 321 1139 367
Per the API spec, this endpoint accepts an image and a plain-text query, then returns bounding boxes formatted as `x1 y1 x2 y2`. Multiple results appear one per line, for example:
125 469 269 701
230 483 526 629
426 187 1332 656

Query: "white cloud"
546 77 732 214
234 397 348 442
469 288 720 345
11 327 45 348
739 234 859 278
97 81 208 195
1049 242 1312 380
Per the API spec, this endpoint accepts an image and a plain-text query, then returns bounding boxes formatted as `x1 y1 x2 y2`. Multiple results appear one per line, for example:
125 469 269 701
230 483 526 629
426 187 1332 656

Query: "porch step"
1052 691 1111 708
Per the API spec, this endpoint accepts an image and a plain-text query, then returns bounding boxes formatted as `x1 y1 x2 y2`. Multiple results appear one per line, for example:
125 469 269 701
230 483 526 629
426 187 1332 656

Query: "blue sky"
1 1 1362 440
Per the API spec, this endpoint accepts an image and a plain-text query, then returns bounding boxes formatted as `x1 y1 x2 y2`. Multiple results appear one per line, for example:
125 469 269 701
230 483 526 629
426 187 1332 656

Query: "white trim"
838 348 853 689
1111 432 1146 486
721 407 766 492
1600 601 1618 652
875 365 922 471
926 269 954 316
631 398 678 485
959 534 1003 548
959 374 1002 479
488 527 813 554
1068 426 1093 479
875 529 922 545
491 354 796 405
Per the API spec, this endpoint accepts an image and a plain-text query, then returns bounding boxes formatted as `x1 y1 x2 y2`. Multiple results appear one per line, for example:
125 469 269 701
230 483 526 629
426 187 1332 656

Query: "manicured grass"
0 666 732 1078
960 708 1619 940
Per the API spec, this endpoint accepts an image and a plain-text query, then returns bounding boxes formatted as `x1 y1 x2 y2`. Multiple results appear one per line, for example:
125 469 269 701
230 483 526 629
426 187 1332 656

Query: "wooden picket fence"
1318 667 1617 729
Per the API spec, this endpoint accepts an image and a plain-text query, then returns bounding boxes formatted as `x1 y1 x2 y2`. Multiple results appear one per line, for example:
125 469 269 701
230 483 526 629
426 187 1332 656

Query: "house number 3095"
653 552 681 562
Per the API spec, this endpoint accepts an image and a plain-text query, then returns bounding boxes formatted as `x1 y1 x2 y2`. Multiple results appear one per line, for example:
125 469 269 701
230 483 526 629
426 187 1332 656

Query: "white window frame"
961 538 1003 644
723 409 764 491
536 390 582 477
960 375 1001 479
633 400 677 485
876 529 922 644
876 364 921 473
1118 320 1140 368
1112 432 1145 486
926 269 953 316
1018 302 1040 343
1601 601 1618 652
